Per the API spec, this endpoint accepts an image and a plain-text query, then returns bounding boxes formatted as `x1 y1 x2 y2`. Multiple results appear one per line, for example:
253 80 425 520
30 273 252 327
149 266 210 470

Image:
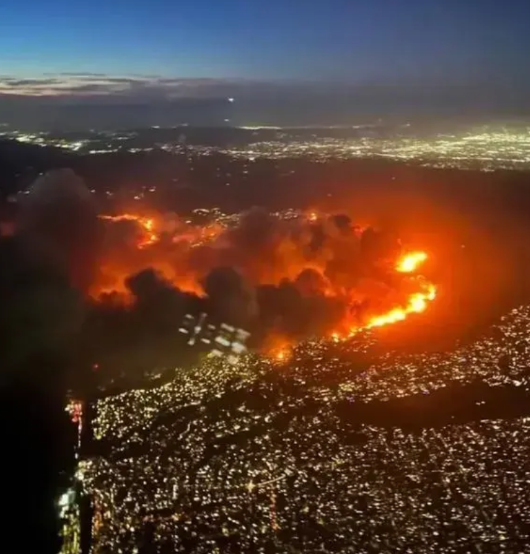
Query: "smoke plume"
2 170 436 374
91 206 434 358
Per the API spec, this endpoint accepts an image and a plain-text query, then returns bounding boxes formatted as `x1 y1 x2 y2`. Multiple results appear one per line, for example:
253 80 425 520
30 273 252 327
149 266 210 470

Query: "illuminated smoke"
92 208 438 352
366 267 436 328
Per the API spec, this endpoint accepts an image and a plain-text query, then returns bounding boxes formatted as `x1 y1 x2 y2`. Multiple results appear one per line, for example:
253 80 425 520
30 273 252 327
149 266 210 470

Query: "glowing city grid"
78 306 530 553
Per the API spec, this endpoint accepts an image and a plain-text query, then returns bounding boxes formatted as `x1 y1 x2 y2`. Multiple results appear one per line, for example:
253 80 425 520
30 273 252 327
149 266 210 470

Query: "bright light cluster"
6 125 530 171
83 413 530 553
221 127 530 171
81 305 530 552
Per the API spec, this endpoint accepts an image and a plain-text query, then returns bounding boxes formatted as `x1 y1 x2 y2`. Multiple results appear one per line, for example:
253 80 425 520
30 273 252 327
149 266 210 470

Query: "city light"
4 125 530 171
81 303 530 552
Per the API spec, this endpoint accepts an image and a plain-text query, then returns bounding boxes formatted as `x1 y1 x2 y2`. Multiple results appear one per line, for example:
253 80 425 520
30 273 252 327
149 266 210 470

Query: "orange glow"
264 336 294 363
100 213 159 248
265 271 436 360
94 212 220 299
366 252 436 329
366 285 436 328
396 251 428 273
319 251 436 344
97 210 438 350
268 347 291 363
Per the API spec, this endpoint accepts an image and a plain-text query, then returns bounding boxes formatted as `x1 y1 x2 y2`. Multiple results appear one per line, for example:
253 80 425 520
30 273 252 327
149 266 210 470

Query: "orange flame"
98 212 437 355
396 251 428 273
267 347 292 364
100 214 159 248
272 250 437 359
366 284 436 328
367 251 436 328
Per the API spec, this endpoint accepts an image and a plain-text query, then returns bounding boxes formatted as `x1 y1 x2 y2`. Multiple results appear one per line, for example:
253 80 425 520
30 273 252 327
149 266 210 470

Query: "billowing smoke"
0 169 93 378
18 169 100 292
5 171 433 372
202 267 258 327
88 206 432 363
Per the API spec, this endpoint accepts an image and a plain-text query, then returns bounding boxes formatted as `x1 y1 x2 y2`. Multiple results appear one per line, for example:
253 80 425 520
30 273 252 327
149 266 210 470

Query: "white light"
228 97 235 103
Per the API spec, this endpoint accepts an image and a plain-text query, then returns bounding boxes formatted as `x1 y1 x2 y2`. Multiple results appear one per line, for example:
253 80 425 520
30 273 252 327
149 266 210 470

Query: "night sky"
1 0 529 127
2 1 530 84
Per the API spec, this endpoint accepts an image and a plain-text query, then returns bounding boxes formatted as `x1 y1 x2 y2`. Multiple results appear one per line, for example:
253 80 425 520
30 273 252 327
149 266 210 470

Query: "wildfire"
366 285 436 328
96 210 438 358
396 251 428 273
365 251 435 327
302 250 436 357
274 251 437 360
100 213 159 248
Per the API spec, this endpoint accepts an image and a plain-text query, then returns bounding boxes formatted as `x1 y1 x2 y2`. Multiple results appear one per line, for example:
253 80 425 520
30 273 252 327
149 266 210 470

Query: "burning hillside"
93 208 437 351
1 167 442 374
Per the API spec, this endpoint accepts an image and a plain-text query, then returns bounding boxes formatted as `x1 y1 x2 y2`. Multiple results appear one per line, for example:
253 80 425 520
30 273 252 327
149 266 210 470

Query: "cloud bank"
0 74 279 100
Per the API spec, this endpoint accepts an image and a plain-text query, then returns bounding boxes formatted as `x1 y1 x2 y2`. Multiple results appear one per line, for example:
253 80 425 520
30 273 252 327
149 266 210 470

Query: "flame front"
366 285 436 329
100 213 159 248
396 251 428 273
274 250 437 361
96 211 438 357
366 251 436 329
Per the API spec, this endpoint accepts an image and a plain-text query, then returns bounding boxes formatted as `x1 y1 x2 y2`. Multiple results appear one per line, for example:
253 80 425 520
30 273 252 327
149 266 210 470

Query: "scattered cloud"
52 72 112 78
2 78 62 87
0 74 263 100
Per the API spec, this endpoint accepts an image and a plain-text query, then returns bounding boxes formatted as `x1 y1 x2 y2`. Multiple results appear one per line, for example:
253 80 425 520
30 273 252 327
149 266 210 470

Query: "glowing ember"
396 251 428 273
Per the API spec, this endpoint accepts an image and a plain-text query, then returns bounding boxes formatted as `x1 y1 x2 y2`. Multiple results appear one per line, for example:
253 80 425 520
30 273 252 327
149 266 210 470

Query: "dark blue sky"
1 0 529 85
